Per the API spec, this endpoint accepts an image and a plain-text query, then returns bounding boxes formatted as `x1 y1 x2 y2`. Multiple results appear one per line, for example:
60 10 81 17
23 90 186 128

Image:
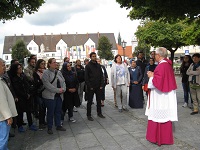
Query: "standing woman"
42 58 66 134
33 59 46 130
180 55 193 107
111 54 130 112
186 53 200 115
61 62 80 123
97 58 109 106
10 63 37 132
128 59 144 108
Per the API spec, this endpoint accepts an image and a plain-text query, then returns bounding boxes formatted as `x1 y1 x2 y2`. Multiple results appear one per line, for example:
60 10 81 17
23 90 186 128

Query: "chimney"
44 33 46 35
97 32 100 38
86 32 89 38
76 32 78 35
67 32 68 34
21 34 24 36
60 33 62 39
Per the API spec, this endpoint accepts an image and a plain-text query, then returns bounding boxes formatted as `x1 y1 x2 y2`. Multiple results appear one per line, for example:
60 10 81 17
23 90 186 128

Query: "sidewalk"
8 74 200 150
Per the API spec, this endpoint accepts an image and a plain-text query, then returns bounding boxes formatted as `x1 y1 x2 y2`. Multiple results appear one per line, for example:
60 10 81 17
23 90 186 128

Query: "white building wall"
27 40 39 54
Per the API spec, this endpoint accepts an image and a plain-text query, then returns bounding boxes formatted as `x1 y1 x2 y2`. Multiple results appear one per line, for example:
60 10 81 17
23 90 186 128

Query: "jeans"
182 82 192 104
44 96 62 129
0 120 10 150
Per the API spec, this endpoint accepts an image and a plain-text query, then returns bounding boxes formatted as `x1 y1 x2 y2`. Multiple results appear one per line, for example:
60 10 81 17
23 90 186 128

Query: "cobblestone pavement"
8 67 200 150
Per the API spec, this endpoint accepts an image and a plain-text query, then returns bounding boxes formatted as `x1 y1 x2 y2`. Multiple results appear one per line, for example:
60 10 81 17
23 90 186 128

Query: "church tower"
118 32 121 45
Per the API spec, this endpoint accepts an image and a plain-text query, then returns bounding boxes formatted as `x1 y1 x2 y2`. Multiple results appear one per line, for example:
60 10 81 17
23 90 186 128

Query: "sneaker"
87 116 94 121
182 103 188 108
9 133 15 137
61 120 64 126
190 111 198 115
18 126 25 132
119 109 122 113
47 129 53 134
69 117 76 123
39 124 46 131
73 107 78 112
98 114 105 118
56 126 66 131
29 124 38 131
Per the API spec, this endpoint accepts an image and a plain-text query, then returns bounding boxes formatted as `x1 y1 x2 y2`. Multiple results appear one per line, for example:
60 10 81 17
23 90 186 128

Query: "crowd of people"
1 48 200 149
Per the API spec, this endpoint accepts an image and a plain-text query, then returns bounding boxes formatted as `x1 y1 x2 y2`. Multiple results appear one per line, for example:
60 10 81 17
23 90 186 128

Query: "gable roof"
3 33 117 54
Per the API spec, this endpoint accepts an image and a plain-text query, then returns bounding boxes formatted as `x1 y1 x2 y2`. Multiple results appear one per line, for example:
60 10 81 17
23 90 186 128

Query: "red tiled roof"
117 44 133 58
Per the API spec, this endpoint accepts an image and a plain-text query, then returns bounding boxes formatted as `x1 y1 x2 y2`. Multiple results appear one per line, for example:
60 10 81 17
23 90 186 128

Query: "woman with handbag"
42 58 66 134
128 59 144 108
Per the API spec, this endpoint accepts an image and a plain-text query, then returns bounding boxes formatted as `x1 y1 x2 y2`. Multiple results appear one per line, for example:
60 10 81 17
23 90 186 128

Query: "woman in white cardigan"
111 55 130 112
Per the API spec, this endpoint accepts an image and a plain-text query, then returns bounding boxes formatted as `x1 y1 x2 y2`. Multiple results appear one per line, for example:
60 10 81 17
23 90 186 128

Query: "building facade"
3 33 117 65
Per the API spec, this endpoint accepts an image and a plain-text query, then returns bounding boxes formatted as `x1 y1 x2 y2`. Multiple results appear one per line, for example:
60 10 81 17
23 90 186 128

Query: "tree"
135 20 187 63
116 0 200 21
12 39 31 64
182 19 200 45
97 36 114 60
0 0 45 22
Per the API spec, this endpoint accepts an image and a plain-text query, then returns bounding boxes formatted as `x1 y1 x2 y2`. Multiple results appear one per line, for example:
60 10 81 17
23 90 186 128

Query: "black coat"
11 74 31 112
85 61 104 89
61 63 80 109
33 71 44 98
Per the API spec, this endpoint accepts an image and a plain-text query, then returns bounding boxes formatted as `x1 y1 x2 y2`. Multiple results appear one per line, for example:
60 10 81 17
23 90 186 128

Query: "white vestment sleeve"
148 77 155 89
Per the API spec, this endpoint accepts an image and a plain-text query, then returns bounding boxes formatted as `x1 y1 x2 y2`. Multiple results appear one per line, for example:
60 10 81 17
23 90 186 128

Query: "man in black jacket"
85 52 105 121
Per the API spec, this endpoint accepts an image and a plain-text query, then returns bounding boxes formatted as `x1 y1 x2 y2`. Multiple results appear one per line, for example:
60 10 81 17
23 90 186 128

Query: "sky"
0 0 140 57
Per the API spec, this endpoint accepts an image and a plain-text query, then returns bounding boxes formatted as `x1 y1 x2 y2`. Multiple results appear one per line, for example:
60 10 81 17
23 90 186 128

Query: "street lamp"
121 40 127 61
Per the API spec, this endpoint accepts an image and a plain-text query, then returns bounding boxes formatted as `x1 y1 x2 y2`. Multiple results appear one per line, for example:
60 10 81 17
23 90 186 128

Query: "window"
46 54 49 57
52 53 55 57
5 55 8 60
29 47 32 50
33 47 37 51
57 47 61 50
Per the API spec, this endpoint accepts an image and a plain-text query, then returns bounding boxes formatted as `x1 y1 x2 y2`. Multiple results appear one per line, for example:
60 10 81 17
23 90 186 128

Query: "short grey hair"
156 47 168 58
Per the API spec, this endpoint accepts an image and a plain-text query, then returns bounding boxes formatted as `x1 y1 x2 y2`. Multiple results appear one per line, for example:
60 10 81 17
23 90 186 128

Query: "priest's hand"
147 71 154 78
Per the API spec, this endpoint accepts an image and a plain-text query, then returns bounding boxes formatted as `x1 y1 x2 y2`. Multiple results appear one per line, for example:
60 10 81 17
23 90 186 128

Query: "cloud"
24 0 106 26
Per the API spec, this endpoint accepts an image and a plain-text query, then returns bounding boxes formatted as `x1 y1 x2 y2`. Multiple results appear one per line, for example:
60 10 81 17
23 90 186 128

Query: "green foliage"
116 0 200 22
0 0 45 22
11 40 31 64
97 36 114 60
135 20 187 62
182 19 200 45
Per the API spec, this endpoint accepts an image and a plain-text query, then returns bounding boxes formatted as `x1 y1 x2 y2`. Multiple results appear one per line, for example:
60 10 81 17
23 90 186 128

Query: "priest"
145 47 178 146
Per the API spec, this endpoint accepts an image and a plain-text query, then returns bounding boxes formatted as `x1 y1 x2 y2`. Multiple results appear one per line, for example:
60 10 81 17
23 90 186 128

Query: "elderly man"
0 58 18 149
145 47 178 146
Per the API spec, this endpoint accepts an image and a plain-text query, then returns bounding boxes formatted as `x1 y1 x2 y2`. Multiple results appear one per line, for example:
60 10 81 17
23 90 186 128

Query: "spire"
118 32 121 45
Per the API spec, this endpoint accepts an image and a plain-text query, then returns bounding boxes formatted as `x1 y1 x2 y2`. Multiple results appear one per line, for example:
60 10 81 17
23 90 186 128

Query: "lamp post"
121 40 127 62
